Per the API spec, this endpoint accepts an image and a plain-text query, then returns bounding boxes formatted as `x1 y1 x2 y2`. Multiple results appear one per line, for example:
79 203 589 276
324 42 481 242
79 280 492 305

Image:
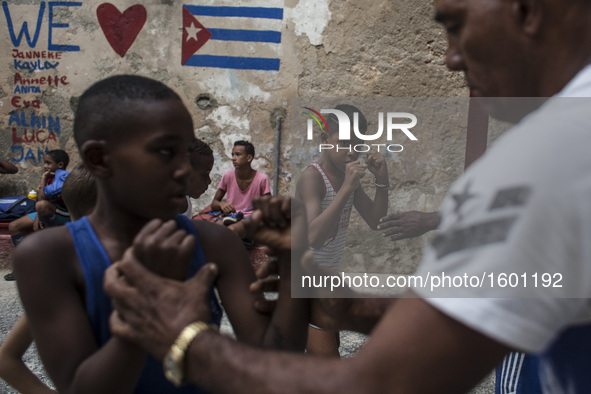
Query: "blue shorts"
27 212 71 225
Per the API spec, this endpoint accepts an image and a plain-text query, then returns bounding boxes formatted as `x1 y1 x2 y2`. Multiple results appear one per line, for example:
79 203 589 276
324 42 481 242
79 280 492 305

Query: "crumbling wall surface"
0 0 473 274
287 0 469 274
296 0 465 97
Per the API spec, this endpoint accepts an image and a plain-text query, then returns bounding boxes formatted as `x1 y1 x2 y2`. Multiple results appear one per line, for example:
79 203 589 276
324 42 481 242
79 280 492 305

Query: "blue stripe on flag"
185 55 280 71
209 29 281 43
185 5 283 20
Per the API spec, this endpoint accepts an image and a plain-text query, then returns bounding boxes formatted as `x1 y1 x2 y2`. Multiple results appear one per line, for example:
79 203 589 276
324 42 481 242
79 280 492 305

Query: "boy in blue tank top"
13 75 308 394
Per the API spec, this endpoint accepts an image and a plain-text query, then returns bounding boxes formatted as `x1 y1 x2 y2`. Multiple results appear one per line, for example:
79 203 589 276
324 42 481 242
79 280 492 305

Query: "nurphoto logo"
302 107 418 153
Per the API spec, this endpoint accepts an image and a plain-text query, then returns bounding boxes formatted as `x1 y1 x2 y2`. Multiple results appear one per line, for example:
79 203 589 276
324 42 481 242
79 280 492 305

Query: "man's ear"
81 140 111 178
57 162 65 169
512 0 543 36
247 154 253 163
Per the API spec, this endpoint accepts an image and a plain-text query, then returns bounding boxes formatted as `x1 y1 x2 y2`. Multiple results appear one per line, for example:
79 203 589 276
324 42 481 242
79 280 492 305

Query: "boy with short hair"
211 140 270 224
61 162 97 220
35 149 70 227
14 75 307 394
180 139 213 219
296 104 389 357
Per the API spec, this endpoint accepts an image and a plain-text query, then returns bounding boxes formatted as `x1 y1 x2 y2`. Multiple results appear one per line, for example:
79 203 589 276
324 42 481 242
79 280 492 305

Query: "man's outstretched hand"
377 211 440 242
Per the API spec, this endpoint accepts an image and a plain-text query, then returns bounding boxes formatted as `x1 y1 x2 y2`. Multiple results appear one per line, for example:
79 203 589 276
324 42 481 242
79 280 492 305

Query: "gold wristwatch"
163 321 218 386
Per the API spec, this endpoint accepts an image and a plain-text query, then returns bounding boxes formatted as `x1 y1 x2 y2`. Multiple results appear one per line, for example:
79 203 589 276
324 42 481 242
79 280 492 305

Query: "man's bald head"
434 0 591 98
434 0 591 121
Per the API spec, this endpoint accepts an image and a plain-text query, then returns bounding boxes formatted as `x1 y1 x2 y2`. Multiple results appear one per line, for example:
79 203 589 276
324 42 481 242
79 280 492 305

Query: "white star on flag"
185 21 202 42
181 4 283 70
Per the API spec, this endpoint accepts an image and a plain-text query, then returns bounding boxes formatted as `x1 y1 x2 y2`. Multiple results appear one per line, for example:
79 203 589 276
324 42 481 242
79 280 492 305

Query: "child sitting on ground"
34 149 71 228
179 139 213 219
8 149 70 239
4 149 70 281
14 75 307 394
296 104 389 358
211 140 270 225
0 162 96 394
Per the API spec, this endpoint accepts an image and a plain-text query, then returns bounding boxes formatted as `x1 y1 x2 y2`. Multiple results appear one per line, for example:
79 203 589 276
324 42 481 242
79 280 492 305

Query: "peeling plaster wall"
1 0 491 274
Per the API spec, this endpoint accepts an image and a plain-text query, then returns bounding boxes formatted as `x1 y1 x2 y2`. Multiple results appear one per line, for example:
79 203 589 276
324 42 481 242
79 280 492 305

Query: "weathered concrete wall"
0 0 492 274
0 0 301 200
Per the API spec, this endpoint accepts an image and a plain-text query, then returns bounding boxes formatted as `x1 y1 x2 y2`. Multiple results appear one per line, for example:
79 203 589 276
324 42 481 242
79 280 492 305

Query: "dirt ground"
0 268 494 393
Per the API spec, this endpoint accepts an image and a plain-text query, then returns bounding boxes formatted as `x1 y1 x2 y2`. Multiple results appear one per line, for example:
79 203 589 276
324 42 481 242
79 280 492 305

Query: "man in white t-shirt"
104 0 591 392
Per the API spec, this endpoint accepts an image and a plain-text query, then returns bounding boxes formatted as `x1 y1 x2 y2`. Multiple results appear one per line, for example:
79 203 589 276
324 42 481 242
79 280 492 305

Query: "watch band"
163 321 218 387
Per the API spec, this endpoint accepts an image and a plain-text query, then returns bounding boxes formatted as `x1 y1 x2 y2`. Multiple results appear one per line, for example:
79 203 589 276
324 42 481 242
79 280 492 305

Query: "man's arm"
106 259 510 394
377 211 441 241
185 297 509 394
211 188 234 214
0 158 18 174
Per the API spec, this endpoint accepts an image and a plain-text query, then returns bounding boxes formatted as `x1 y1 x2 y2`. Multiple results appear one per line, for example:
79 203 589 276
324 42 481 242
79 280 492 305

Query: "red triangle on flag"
182 6 212 65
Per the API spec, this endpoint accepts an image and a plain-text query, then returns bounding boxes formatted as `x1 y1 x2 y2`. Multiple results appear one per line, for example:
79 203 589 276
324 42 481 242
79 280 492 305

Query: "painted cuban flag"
182 2 283 71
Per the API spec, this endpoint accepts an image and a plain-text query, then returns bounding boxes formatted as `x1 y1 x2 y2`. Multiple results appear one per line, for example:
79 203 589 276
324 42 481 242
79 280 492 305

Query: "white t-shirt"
413 65 591 392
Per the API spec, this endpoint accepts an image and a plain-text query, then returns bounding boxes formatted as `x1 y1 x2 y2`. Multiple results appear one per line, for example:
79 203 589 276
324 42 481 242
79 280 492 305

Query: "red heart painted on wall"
97 3 147 57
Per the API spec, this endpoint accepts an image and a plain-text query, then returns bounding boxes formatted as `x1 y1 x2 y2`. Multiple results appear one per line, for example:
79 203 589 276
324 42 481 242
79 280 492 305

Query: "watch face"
164 353 182 386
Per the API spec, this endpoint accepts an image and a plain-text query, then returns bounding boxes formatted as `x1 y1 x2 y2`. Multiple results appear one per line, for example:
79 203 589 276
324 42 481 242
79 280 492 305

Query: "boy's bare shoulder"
300 164 320 179
191 220 246 263
298 165 323 185
192 220 235 244
296 165 324 198
13 226 78 280
15 226 74 255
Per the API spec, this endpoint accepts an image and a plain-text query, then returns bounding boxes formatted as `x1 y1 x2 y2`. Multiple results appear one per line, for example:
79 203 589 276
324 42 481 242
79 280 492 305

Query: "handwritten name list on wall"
3 1 81 163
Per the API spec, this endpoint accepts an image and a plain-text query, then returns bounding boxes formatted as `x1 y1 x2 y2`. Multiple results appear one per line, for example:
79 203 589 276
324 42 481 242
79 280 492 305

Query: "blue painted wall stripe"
209 28 281 43
185 55 280 71
184 5 283 20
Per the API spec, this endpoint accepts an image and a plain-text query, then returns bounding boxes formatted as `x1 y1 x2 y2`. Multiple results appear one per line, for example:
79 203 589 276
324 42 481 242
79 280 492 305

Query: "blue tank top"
67 215 222 393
